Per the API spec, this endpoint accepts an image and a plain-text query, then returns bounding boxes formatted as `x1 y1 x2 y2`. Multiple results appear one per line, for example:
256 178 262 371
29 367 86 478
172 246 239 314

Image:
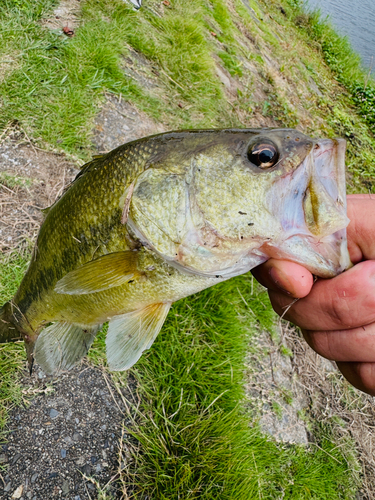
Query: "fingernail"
269 267 292 295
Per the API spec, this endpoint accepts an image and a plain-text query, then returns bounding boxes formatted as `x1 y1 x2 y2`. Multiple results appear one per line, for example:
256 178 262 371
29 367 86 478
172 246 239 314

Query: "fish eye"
247 141 279 169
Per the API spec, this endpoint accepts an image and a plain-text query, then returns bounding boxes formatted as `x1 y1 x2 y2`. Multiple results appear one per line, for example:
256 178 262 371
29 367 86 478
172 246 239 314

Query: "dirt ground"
1 362 135 500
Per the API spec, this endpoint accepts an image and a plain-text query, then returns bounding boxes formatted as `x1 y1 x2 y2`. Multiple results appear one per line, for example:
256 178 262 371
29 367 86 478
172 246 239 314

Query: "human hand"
252 195 375 396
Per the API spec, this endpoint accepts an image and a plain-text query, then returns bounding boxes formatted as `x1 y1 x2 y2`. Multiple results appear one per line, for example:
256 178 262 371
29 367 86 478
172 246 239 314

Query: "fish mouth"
265 138 351 278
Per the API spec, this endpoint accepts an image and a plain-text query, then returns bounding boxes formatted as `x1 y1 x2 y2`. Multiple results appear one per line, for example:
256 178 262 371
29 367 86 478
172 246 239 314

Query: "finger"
303 324 375 362
347 196 375 263
251 259 314 298
268 260 375 330
336 361 375 396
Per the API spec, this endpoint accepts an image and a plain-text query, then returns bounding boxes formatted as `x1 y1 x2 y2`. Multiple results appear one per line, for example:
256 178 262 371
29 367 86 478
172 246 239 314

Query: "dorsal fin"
106 302 171 371
55 251 141 295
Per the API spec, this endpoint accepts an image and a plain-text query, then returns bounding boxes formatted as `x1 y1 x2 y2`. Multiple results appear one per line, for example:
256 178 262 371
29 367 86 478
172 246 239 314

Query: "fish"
0 128 351 374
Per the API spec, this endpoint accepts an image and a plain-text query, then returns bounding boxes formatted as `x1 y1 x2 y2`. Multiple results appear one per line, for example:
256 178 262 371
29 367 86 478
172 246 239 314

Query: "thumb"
252 259 314 298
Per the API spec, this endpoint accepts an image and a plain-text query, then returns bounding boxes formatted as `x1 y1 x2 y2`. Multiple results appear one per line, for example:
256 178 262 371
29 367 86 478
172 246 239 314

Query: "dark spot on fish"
295 137 300 141
128 280 134 284
215 275 220 278
238 211 247 215
240 236 243 239
248 222 254 226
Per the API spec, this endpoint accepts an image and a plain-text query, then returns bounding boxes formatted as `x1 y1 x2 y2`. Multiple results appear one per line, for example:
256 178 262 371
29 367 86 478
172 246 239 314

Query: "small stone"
31 474 39 483
102 450 107 460
74 496 81 500
61 480 70 495
90 456 97 464
87 482 95 490
11 484 23 499
81 464 91 475
12 453 21 465
63 436 73 445
48 472 58 479
72 432 82 442
49 409 59 419
60 449 67 459
0 453 8 463
75 457 85 466
26 492 33 499
38 370 46 379
4 482 12 493
95 464 102 472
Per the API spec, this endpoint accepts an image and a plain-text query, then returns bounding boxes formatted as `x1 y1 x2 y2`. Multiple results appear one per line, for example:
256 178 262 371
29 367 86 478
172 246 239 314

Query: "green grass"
0 250 30 436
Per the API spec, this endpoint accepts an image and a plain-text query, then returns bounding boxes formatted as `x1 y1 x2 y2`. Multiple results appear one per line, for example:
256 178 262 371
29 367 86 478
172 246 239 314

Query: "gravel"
0 362 135 499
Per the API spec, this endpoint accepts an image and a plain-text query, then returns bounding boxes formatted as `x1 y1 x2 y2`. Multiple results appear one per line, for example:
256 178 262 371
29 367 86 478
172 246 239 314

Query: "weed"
272 401 283 419
280 344 293 358
0 172 32 189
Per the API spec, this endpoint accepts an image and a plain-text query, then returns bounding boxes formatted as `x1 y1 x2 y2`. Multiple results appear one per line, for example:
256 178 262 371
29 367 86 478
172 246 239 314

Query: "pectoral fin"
55 251 140 295
34 322 101 375
106 302 171 371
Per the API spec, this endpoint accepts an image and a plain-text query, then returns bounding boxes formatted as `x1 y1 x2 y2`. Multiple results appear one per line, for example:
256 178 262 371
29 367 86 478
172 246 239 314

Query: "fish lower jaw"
262 233 351 278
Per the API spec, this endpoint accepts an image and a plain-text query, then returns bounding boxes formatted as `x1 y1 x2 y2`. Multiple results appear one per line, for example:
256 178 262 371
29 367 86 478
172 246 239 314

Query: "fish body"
0 129 351 373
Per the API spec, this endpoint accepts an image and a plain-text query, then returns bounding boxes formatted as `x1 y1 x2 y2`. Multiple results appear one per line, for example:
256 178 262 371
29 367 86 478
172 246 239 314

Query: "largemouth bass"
0 129 351 374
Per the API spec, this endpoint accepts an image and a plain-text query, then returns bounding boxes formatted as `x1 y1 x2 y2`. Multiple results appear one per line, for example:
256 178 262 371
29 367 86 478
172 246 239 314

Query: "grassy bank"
1 0 374 497
284 0 375 133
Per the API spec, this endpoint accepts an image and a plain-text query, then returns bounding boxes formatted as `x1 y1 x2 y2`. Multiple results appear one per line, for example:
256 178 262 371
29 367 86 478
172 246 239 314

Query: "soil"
0 130 78 252
93 94 164 154
0 362 135 500
42 0 81 33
